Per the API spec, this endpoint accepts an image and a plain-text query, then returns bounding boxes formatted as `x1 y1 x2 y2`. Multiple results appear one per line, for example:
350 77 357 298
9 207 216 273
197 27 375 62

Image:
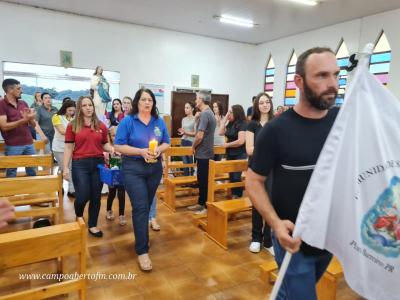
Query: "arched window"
335 39 349 105
369 31 391 86
284 51 297 106
264 56 275 98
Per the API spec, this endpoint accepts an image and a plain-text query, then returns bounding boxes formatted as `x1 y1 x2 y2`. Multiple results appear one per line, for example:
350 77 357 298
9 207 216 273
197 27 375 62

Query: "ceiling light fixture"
215 14 255 28
287 0 318 6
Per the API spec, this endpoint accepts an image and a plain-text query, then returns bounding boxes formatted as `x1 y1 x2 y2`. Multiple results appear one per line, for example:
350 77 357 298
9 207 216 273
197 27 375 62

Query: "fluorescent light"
216 14 255 28
287 0 318 6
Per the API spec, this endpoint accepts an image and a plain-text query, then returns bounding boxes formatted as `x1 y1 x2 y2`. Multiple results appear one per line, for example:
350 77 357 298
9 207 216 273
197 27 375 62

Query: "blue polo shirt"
114 114 170 158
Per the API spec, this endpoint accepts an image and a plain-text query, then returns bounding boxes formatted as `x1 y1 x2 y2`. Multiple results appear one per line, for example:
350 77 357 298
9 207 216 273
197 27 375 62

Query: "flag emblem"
361 176 400 258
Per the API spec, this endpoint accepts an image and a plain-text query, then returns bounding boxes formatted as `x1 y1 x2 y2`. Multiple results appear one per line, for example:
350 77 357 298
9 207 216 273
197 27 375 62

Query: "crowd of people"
0 46 342 298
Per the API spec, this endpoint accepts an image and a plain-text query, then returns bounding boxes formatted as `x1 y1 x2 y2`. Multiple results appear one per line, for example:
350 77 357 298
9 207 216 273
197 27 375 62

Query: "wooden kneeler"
0 218 87 300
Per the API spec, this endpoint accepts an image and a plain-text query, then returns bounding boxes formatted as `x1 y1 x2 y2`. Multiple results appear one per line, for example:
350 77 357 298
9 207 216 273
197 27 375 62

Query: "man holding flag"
246 47 340 299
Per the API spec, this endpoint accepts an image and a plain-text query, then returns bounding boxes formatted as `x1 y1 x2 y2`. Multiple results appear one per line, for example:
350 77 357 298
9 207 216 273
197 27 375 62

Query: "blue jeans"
226 152 247 197
272 233 332 300
72 157 104 228
122 158 162 255
149 196 157 220
181 139 193 176
5 144 36 177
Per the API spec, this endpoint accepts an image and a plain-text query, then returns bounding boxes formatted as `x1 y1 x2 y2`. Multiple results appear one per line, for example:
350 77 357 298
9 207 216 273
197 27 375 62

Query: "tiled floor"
0 190 362 299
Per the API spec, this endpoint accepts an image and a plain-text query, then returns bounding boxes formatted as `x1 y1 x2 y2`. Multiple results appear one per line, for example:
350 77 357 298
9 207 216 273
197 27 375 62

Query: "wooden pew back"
0 154 53 170
0 218 87 299
0 140 46 154
0 174 63 223
207 159 248 203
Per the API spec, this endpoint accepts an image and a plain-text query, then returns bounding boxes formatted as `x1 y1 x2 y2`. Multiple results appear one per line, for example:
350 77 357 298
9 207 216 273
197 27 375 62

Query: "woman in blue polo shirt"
114 88 170 272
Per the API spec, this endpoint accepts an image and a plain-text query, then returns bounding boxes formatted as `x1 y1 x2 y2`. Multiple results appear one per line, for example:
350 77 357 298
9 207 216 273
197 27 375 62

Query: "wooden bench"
0 174 63 224
0 218 87 300
170 137 181 146
260 256 344 300
162 146 226 212
0 154 54 177
205 159 251 249
0 140 46 154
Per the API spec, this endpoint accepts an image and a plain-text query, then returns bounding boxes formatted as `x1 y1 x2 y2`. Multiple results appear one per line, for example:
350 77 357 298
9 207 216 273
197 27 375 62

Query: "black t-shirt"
251 107 339 255
225 120 247 156
247 120 262 166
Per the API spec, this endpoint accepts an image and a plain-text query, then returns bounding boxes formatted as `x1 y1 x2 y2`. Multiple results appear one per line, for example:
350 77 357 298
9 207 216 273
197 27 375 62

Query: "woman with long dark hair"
63 96 114 237
219 104 247 198
114 88 170 271
107 98 124 126
246 92 274 254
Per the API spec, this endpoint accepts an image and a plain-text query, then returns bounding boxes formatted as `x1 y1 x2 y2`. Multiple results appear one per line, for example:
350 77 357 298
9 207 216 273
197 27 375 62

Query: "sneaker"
187 204 202 211
249 242 261 253
266 247 275 256
106 210 115 221
194 207 207 215
119 215 127 226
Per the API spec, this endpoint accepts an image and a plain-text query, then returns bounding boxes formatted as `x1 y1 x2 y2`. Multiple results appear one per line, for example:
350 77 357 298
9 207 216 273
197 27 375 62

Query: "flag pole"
269 251 292 300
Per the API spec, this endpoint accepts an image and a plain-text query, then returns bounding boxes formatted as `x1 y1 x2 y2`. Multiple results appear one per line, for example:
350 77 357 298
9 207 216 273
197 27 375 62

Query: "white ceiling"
4 0 400 44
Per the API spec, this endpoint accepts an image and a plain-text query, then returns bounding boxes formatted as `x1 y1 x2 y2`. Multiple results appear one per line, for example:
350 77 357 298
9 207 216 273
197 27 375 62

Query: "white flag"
294 49 400 299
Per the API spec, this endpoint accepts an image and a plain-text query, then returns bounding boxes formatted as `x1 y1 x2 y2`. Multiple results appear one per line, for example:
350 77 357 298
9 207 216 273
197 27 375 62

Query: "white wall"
0 2 260 114
255 8 400 107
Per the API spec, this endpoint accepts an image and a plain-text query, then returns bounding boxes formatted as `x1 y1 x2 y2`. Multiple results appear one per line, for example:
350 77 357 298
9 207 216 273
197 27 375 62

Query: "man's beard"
303 79 337 110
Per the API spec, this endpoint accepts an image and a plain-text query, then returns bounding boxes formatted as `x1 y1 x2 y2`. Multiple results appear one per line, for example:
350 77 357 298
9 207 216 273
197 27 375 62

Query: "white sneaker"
187 204 202 211
266 246 275 256
119 215 127 226
194 208 207 215
106 210 115 221
249 242 261 253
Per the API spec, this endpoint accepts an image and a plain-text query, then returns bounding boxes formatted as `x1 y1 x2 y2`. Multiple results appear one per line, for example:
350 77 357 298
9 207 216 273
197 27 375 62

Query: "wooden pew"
0 174 63 224
260 257 344 300
0 154 54 177
205 159 251 249
0 218 87 300
0 140 46 154
170 137 181 146
162 146 226 212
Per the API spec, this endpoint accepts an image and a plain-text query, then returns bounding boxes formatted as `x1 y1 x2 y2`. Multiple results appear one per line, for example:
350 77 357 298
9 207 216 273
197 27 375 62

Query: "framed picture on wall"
60 50 73 68
139 83 165 114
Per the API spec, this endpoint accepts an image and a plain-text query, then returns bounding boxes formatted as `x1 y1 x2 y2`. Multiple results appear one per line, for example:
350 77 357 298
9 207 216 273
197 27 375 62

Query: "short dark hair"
62 97 72 103
296 47 334 78
41 92 50 100
2 78 20 93
130 88 159 118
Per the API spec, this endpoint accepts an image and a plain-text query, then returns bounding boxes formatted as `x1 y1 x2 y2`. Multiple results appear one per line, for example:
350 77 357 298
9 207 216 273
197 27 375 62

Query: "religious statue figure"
91 66 111 117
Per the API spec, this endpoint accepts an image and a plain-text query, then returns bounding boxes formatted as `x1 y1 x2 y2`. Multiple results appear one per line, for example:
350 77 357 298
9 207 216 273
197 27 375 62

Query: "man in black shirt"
246 47 340 300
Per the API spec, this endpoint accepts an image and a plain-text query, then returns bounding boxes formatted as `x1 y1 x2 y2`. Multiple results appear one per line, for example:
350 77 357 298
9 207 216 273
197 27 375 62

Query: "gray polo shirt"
194 106 216 159
36 105 58 141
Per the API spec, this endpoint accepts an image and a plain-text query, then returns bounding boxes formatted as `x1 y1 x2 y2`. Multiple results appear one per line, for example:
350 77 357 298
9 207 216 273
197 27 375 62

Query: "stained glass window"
264 56 275 98
284 51 297 106
369 31 391 86
335 39 349 105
